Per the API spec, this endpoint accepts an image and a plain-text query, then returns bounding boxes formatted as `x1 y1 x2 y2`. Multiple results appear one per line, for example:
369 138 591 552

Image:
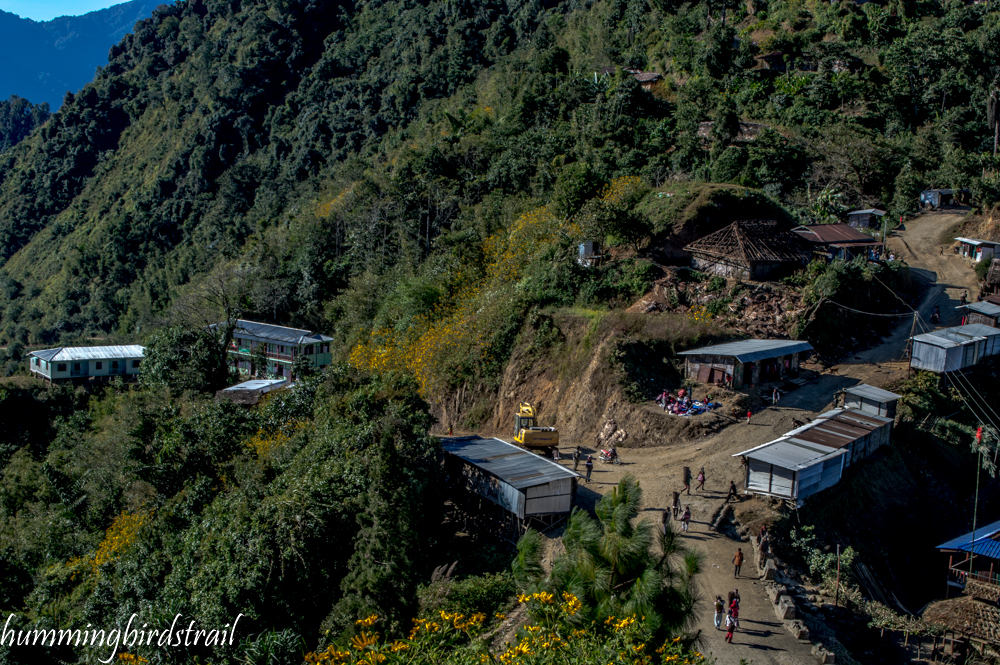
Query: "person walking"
714 596 725 630
746 409 752 425
725 610 736 643
672 491 681 518
552 447 561 461
573 447 580 471
695 467 706 491
584 456 593 483
681 466 692 495
961 290 968 306
726 480 739 503
680 507 691 532
733 547 744 578
730 596 740 628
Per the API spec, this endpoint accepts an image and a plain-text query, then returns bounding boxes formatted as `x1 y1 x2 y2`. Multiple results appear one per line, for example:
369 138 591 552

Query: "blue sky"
0 0 124 21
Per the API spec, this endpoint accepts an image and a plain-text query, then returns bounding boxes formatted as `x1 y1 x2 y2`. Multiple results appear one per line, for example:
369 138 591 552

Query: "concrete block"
763 558 778 580
766 583 788 605
776 596 797 620
784 619 809 640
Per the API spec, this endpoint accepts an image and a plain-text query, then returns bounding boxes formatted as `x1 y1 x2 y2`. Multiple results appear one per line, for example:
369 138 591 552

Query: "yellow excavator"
513 402 559 450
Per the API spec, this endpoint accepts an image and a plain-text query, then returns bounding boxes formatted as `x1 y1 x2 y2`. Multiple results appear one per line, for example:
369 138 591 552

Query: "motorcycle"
599 448 622 465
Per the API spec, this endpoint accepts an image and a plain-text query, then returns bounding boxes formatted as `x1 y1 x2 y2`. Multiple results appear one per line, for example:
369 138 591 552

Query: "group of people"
569 447 594 482
714 589 742 643
663 493 692 532
656 388 721 417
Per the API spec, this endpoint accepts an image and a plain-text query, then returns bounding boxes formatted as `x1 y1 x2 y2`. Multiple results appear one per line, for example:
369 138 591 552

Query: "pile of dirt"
628 267 806 339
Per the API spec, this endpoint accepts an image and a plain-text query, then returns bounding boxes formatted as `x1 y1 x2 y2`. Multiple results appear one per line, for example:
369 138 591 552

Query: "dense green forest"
0 0 996 661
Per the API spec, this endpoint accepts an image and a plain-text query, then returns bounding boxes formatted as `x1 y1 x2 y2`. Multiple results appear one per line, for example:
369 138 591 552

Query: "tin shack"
677 339 813 388
842 383 901 419
442 436 579 543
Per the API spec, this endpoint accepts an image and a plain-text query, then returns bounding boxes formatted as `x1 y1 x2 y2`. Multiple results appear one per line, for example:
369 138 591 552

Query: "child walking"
725 610 736 643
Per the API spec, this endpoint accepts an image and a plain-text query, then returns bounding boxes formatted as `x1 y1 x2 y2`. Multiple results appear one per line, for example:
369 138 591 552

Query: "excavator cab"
513 402 559 450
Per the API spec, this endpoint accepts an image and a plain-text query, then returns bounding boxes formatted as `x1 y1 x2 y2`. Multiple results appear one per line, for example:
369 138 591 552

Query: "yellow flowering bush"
91 510 151 573
349 206 570 396
300 603 712 665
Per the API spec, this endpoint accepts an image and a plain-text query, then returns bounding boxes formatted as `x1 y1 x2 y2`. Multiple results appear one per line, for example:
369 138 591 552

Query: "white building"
29 345 145 383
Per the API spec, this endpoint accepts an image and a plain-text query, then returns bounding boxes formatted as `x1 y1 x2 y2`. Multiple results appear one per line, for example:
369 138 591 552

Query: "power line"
956 368 1000 430
825 300 914 317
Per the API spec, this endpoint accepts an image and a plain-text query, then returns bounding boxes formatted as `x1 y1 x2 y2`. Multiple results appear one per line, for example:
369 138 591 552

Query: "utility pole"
971 428 983 581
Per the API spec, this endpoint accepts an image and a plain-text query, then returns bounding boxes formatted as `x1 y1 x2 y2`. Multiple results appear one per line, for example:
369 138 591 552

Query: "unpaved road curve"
846 208 979 366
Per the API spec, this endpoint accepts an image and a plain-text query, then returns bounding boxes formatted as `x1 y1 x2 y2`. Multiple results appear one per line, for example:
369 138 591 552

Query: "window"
132 360 141 368
275 366 283 376
57 363 66 372
33 358 38 366
95 362 102 370
305 345 314 355
73 363 81 372
112 361 119 369
321 344 329 354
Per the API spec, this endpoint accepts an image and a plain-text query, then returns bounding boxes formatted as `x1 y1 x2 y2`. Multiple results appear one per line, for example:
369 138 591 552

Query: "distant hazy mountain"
0 0 172 108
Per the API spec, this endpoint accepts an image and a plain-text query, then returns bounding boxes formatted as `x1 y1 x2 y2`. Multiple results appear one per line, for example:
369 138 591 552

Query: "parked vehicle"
599 448 621 465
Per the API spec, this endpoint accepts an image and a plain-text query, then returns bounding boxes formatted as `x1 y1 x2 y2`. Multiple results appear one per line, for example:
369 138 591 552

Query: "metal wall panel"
747 459 773 492
525 495 572 515
771 466 795 495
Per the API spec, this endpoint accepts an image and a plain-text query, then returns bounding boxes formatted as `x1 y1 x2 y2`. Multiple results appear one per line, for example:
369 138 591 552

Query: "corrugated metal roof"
29 345 145 362
957 323 1000 337
793 224 876 244
441 436 580 489
227 319 334 345
677 339 813 363
955 237 1000 247
938 519 1000 559
963 302 1000 317
222 379 288 392
913 329 984 349
736 408 891 463
844 384 901 403
733 437 847 469
847 209 886 216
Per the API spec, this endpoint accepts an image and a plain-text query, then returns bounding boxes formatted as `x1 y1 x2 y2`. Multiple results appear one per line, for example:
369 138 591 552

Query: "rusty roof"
782 409 892 450
793 224 878 244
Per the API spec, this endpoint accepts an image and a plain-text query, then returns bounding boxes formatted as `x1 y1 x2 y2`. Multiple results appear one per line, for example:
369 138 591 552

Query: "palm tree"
512 474 701 634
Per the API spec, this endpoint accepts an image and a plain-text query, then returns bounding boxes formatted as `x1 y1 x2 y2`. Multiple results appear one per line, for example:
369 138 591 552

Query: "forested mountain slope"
0 0 171 109
0 0 995 385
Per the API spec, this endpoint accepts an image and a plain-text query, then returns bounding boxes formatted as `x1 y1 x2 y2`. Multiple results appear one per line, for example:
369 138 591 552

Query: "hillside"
0 0 170 109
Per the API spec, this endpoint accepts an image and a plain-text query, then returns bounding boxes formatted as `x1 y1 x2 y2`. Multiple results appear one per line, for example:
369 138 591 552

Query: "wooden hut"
962 301 1000 327
792 223 882 262
985 259 1000 295
677 338 813 388
684 220 809 280
442 436 579 543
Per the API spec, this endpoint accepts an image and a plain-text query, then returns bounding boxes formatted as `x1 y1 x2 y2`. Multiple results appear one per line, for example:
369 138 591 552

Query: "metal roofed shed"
28 345 146 383
963 301 1000 327
442 436 580 543
846 209 886 230
955 238 1000 263
216 378 289 405
843 383 901 418
784 408 893 468
677 339 813 388
910 325 995 373
734 438 847 505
